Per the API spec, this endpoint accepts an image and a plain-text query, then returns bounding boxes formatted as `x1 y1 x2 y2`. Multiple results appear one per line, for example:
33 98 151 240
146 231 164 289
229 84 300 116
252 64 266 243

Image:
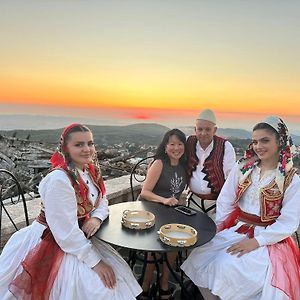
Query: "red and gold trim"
235 168 297 222
235 175 252 204
186 135 226 196
260 180 283 222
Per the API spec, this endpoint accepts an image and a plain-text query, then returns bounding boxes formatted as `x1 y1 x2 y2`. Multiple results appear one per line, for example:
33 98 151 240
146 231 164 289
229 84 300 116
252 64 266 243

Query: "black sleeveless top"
152 160 187 199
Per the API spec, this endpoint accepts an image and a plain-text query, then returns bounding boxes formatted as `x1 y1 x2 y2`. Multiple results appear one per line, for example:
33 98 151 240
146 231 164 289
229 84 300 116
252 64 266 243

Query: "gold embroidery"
237 168 296 222
235 175 252 204
53 167 98 218
77 205 86 215
260 180 282 221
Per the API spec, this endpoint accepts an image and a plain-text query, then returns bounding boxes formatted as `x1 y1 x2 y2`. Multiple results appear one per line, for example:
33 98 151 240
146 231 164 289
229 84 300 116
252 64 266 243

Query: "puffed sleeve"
255 174 300 246
39 170 102 268
216 162 239 225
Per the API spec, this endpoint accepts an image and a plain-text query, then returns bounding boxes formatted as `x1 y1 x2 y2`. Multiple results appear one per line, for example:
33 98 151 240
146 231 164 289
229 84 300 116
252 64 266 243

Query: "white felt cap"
197 109 216 124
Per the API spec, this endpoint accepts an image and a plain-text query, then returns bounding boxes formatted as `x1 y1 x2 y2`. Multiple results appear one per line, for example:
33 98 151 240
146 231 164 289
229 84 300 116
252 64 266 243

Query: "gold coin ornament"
158 223 197 247
121 210 155 230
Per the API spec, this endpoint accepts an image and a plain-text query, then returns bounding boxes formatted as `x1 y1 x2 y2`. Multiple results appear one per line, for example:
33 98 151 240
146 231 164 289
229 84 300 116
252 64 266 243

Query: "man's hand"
92 261 116 289
227 238 259 257
82 217 102 238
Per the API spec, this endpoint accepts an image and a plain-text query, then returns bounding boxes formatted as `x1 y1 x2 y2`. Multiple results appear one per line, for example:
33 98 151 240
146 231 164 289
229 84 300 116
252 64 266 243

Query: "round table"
95 200 216 252
95 200 216 297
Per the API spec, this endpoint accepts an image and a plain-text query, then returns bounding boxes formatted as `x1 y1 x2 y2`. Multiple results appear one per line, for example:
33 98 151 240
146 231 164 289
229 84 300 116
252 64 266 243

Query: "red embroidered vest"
235 168 297 222
186 135 226 196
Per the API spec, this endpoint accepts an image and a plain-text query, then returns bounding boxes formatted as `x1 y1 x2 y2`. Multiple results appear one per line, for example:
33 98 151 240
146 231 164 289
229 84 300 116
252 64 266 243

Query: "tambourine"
158 223 197 247
121 210 155 230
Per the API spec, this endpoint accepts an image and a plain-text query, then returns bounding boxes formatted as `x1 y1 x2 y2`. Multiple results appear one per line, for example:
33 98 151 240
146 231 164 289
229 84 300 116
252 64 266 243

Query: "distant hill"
1 122 299 146
88 123 170 145
217 128 251 139
179 126 252 139
0 123 170 146
0 114 122 130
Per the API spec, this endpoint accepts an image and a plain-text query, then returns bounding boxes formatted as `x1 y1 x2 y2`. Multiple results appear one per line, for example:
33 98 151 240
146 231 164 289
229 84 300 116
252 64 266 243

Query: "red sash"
235 209 275 238
9 212 64 300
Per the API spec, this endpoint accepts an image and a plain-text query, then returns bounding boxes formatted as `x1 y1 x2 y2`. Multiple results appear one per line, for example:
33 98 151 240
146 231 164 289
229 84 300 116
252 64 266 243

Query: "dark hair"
154 128 187 166
253 122 280 141
63 124 91 146
61 124 102 174
61 124 92 163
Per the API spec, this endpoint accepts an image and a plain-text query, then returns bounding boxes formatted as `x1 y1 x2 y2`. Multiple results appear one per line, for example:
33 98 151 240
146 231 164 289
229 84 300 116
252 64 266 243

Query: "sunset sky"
0 0 299 132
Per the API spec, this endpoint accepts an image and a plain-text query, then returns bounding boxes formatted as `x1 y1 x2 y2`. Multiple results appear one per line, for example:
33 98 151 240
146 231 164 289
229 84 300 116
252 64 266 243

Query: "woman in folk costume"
181 116 300 300
0 123 142 300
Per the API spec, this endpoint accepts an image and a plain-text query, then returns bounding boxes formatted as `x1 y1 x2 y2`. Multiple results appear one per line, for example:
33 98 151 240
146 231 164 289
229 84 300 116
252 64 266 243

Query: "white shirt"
39 169 109 268
189 139 236 194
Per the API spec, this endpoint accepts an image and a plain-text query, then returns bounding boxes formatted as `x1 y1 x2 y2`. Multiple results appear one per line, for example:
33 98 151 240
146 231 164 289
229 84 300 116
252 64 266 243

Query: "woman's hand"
163 197 179 206
82 217 102 238
227 238 259 257
92 261 116 289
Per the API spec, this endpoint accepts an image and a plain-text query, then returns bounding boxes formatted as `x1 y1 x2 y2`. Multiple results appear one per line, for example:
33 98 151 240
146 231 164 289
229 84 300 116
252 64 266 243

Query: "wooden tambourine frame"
158 223 197 247
121 210 155 230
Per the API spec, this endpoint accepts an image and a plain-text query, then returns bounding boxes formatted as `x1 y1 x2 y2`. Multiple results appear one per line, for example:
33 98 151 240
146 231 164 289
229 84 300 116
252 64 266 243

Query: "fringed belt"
235 210 275 238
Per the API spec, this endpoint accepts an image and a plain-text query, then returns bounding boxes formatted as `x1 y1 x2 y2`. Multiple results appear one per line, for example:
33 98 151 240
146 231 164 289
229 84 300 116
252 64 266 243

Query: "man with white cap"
186 109 236 210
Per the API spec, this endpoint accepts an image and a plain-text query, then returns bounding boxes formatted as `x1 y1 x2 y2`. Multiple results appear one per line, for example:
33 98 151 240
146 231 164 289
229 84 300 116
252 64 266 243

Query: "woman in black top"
140 128 188 300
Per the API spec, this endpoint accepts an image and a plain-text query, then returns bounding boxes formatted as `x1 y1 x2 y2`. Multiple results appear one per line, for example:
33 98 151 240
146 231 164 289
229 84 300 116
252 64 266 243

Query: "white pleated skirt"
181 222 289 300
0 221 142 300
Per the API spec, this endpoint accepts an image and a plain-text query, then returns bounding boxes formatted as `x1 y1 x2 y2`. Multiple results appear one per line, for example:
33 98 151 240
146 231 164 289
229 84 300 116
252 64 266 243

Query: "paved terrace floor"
1 174 299 299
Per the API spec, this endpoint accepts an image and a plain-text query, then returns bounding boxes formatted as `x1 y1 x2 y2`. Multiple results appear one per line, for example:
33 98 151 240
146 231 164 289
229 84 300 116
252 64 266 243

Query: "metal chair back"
129 156 154 201
0 169 29 248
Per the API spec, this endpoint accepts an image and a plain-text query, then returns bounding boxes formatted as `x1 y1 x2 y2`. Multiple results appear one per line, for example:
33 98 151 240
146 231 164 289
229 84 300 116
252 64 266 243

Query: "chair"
186 190 217 214
0 169 29 248
129 155 154 201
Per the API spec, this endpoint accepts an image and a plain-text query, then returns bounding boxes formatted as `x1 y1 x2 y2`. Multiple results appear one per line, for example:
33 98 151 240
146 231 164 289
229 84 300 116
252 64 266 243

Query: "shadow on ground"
117 247 204 300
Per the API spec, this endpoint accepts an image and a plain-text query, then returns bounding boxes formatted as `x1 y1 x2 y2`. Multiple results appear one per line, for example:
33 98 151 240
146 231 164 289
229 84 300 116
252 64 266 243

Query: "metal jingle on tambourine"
158 223 197 247
121 210 155 230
